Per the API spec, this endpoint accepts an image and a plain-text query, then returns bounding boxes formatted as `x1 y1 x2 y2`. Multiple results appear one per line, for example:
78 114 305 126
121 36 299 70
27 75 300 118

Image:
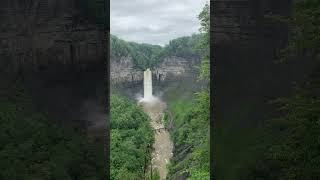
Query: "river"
140 97 173 180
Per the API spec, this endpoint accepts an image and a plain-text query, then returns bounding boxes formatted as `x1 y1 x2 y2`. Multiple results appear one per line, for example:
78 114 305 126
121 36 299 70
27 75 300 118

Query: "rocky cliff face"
0 0 107 140
110 54 200 101
110 55 200 85
110 56 142 84
154 56 199 81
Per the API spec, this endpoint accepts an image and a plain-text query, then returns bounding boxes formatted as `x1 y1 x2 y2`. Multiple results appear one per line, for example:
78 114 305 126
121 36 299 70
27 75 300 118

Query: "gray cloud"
111 0 208 46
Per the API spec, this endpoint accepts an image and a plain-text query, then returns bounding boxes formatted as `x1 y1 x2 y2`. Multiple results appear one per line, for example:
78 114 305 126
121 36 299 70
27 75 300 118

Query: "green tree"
110 34 202 70
110 94 154 180
248 0 320 179
0 80 106 180
166 2 210 179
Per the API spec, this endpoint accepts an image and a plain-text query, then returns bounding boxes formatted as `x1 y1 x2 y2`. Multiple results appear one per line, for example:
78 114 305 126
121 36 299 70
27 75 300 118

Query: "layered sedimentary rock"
110 56 200 85
154 56 199 82
110 56 142 84
110 54 200 101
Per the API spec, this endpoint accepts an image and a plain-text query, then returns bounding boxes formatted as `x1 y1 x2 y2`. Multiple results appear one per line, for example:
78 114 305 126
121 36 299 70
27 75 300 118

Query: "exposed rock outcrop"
110 55 200 85
110 56 142 84
154 56 199 82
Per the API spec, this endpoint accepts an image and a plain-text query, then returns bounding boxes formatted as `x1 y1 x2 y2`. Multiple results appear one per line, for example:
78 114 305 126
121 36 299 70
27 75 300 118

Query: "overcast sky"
111 0 208 46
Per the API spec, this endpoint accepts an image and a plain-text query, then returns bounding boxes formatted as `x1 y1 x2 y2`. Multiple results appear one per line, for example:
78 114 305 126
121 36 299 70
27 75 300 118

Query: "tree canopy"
246 0 320 179
110 94 154 180
0 80 106 179
110 34 202 70
165 2 210 179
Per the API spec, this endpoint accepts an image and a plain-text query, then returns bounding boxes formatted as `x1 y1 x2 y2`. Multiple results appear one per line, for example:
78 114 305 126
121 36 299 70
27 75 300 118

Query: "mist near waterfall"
138 94 161 105
80 99 106 142
138 68 159 104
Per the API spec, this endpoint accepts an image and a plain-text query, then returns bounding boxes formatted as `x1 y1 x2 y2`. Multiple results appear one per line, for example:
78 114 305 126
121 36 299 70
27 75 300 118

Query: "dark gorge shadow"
0 0 109 179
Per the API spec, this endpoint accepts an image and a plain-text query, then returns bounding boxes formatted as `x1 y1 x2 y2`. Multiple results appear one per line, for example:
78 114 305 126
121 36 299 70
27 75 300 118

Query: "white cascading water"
139 68 173 179
144 68 153 99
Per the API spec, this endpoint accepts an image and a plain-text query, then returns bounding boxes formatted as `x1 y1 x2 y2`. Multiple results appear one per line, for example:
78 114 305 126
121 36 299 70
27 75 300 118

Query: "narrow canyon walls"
110 56 200 85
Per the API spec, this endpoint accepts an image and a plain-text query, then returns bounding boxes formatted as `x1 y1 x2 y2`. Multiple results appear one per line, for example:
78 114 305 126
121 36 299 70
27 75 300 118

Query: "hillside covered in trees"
111 34 202 70
164 3 210 179
110 94 154 180
0 78 106 179
247 1 320 179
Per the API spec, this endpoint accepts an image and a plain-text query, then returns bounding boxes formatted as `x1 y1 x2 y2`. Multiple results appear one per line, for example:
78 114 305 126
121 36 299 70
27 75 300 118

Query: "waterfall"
144 68 153 99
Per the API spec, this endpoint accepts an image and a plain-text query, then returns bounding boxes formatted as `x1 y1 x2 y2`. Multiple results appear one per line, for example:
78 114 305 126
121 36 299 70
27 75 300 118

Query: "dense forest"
250 0 320 179
111 34 202 70
0 78 106 179
111 35 163 70
164 3 210 179
235 0 320 179
110 94 154 180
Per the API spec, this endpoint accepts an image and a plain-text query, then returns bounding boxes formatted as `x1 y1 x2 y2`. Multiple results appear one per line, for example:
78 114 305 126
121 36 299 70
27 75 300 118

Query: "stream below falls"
140 97 173 180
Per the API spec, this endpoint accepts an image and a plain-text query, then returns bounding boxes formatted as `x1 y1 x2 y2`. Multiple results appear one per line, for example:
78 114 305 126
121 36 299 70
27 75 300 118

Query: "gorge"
110 34 202 99
109 32 209 179
139 68 173 179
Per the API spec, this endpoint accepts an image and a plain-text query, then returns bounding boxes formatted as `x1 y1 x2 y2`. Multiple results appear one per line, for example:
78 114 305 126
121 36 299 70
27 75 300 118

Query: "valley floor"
140 98 173 179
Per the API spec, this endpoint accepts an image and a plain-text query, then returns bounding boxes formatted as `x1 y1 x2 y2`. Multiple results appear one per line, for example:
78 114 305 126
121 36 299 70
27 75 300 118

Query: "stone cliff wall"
110 56 142 84
110 55 200 85
154 56 199 82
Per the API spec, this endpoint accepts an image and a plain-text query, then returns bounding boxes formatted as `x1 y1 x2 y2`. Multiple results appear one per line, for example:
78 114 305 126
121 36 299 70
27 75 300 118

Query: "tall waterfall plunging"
139 68 173 179
144 68 153 99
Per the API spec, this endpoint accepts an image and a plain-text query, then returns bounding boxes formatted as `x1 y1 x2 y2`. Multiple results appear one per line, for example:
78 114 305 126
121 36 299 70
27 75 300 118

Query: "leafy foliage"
197 3 210 81
279 0 320 62
110 34 202 70
247 0 320 179
0 80 105 180
248 80 320 179
166 2 210 179
110 35 163 70
110 94 154 180
166 90 210 180
161 34 202 59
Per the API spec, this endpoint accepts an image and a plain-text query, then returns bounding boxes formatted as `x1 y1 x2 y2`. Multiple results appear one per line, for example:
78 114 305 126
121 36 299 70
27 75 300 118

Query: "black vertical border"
103 0 110 179
210 0 215 179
